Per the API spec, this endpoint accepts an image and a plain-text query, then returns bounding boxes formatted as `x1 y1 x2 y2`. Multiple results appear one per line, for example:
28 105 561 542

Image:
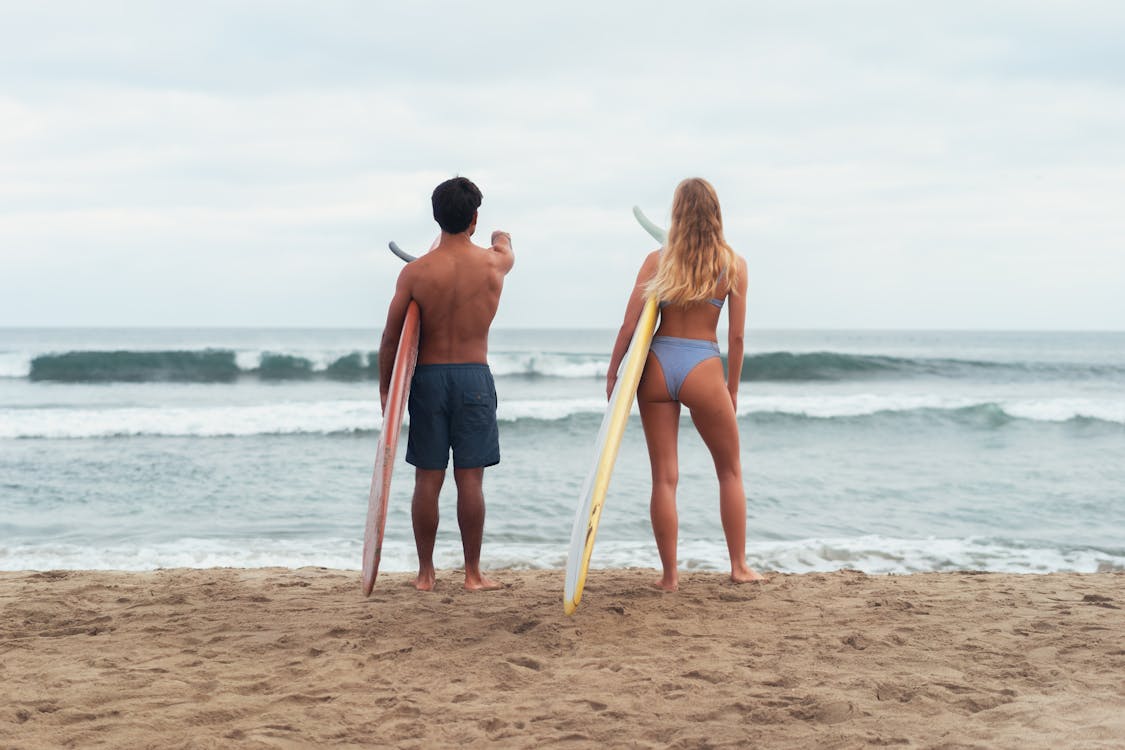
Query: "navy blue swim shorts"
406 363 500 470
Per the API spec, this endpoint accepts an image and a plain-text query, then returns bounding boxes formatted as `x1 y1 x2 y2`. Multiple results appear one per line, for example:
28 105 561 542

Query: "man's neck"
439 230 474 248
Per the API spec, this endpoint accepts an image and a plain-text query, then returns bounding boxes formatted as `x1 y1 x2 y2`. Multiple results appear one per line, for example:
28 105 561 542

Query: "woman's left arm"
725 256 749 409
606 251 660 400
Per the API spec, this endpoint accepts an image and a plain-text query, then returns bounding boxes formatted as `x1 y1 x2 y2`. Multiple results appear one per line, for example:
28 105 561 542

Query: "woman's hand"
606 373 618 401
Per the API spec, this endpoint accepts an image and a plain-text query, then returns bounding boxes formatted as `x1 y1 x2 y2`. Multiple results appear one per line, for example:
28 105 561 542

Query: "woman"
607 178 766 591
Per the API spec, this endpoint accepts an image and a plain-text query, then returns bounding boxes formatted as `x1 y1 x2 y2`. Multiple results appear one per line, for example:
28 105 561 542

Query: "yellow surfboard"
564 207 666 615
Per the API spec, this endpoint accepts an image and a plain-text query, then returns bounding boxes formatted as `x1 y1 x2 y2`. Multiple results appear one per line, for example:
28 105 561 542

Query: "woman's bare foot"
730 567 769 584
464 572 504 591
414 568 436 591
652 575 678 592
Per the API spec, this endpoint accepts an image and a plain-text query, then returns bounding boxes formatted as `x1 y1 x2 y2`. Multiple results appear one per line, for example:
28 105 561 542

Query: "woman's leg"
638 353 682 590
677 358 766 583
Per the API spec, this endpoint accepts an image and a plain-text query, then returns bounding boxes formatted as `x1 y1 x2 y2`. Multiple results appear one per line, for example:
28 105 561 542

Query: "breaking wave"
26 350 379 383
13 348 1125 383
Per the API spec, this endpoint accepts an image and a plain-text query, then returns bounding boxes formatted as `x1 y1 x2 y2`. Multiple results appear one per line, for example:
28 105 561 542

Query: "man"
379 177 514 591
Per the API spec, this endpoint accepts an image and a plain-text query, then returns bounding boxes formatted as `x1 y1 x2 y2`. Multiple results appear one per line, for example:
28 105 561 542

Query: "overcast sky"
2 1 1123 329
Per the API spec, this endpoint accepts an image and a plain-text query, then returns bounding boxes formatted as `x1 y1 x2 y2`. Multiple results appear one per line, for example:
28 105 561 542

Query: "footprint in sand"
790 698 858 724
507 655 542 671
1083 594 1119 609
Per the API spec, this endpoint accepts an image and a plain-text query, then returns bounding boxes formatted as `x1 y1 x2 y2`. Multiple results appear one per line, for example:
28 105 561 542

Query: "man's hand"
380 387 389 413
491 230 511 246
606 373 618 401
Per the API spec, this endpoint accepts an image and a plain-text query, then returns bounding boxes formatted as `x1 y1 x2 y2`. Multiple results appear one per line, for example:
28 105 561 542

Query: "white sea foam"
4 394 1124 439
0 401 384 439
0 352 32 378
1003 398 1125 424
738 393 1125 424
489 353 607 378
737 393 981 418
739 536 1125 575
0 398 611 438
234 349 264 371
2 535 1120 575
234 348 367 372
498 398 606 422
0 538 368 572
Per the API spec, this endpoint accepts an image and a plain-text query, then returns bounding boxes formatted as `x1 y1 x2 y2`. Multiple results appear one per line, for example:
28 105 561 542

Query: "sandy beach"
1 568 1122 749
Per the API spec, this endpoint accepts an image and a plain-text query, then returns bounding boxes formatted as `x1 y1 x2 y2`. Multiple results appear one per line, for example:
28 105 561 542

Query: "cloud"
1 2 1124 328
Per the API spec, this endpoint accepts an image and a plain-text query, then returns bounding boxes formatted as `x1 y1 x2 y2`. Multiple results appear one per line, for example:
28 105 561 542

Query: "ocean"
2 327 1123 576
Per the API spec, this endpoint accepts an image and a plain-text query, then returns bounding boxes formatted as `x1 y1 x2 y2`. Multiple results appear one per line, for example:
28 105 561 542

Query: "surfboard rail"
362 243 422 595
362 299 419 595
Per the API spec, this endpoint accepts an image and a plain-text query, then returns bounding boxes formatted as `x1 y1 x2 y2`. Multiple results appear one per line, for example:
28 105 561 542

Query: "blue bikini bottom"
648 336 721 401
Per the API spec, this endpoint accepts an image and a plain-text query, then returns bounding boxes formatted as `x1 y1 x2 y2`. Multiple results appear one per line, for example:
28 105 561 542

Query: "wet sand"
1 568 1123 748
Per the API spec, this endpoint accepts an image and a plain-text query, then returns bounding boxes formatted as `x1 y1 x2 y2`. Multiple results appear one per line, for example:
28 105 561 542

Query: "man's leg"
453 467 502 591
412 468 445 591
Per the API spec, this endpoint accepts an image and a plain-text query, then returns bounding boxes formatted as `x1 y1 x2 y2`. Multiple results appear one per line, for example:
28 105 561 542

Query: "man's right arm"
378 269 413 411
490 230 514 274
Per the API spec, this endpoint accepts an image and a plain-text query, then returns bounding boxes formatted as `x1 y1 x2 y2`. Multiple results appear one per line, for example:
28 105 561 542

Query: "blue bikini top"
658 269 726 310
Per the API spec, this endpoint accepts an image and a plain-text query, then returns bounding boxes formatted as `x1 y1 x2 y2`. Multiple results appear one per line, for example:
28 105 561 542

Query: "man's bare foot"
730 567 769 584
464 573 503 591
414 569 436 591
652 576 678 592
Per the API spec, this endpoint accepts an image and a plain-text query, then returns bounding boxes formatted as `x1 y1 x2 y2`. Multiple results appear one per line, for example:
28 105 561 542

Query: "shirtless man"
378 177 514 592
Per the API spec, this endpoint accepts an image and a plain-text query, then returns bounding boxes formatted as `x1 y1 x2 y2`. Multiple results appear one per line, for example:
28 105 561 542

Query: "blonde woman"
607 178 766 591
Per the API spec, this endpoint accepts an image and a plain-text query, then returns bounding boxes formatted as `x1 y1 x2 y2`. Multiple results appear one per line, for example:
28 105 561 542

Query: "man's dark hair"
432 177 482 234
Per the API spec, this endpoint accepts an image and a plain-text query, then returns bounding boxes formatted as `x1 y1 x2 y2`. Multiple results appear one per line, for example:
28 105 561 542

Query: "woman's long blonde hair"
644 178 738 306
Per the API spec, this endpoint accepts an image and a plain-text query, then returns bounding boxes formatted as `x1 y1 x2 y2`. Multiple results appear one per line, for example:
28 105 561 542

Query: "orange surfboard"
362 293 421 595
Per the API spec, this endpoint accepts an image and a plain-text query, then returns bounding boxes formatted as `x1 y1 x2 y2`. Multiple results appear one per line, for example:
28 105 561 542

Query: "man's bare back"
406 231 512 365
379 230 513 401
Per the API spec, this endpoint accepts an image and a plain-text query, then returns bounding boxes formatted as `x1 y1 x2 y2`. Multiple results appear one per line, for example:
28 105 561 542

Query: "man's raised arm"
490 230 514 274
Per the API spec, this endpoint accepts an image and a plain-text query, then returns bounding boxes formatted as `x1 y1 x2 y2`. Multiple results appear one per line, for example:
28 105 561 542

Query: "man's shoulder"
412 241 509 276
469 239 508 255
444 241 512 273
426 240 494 258
481 236 514 274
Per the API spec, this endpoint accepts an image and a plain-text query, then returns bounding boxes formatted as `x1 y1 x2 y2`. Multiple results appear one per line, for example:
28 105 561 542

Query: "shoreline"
2 568 1122 748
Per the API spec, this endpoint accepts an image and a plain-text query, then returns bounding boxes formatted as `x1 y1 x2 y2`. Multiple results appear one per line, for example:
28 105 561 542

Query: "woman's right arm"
606 251 660 400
